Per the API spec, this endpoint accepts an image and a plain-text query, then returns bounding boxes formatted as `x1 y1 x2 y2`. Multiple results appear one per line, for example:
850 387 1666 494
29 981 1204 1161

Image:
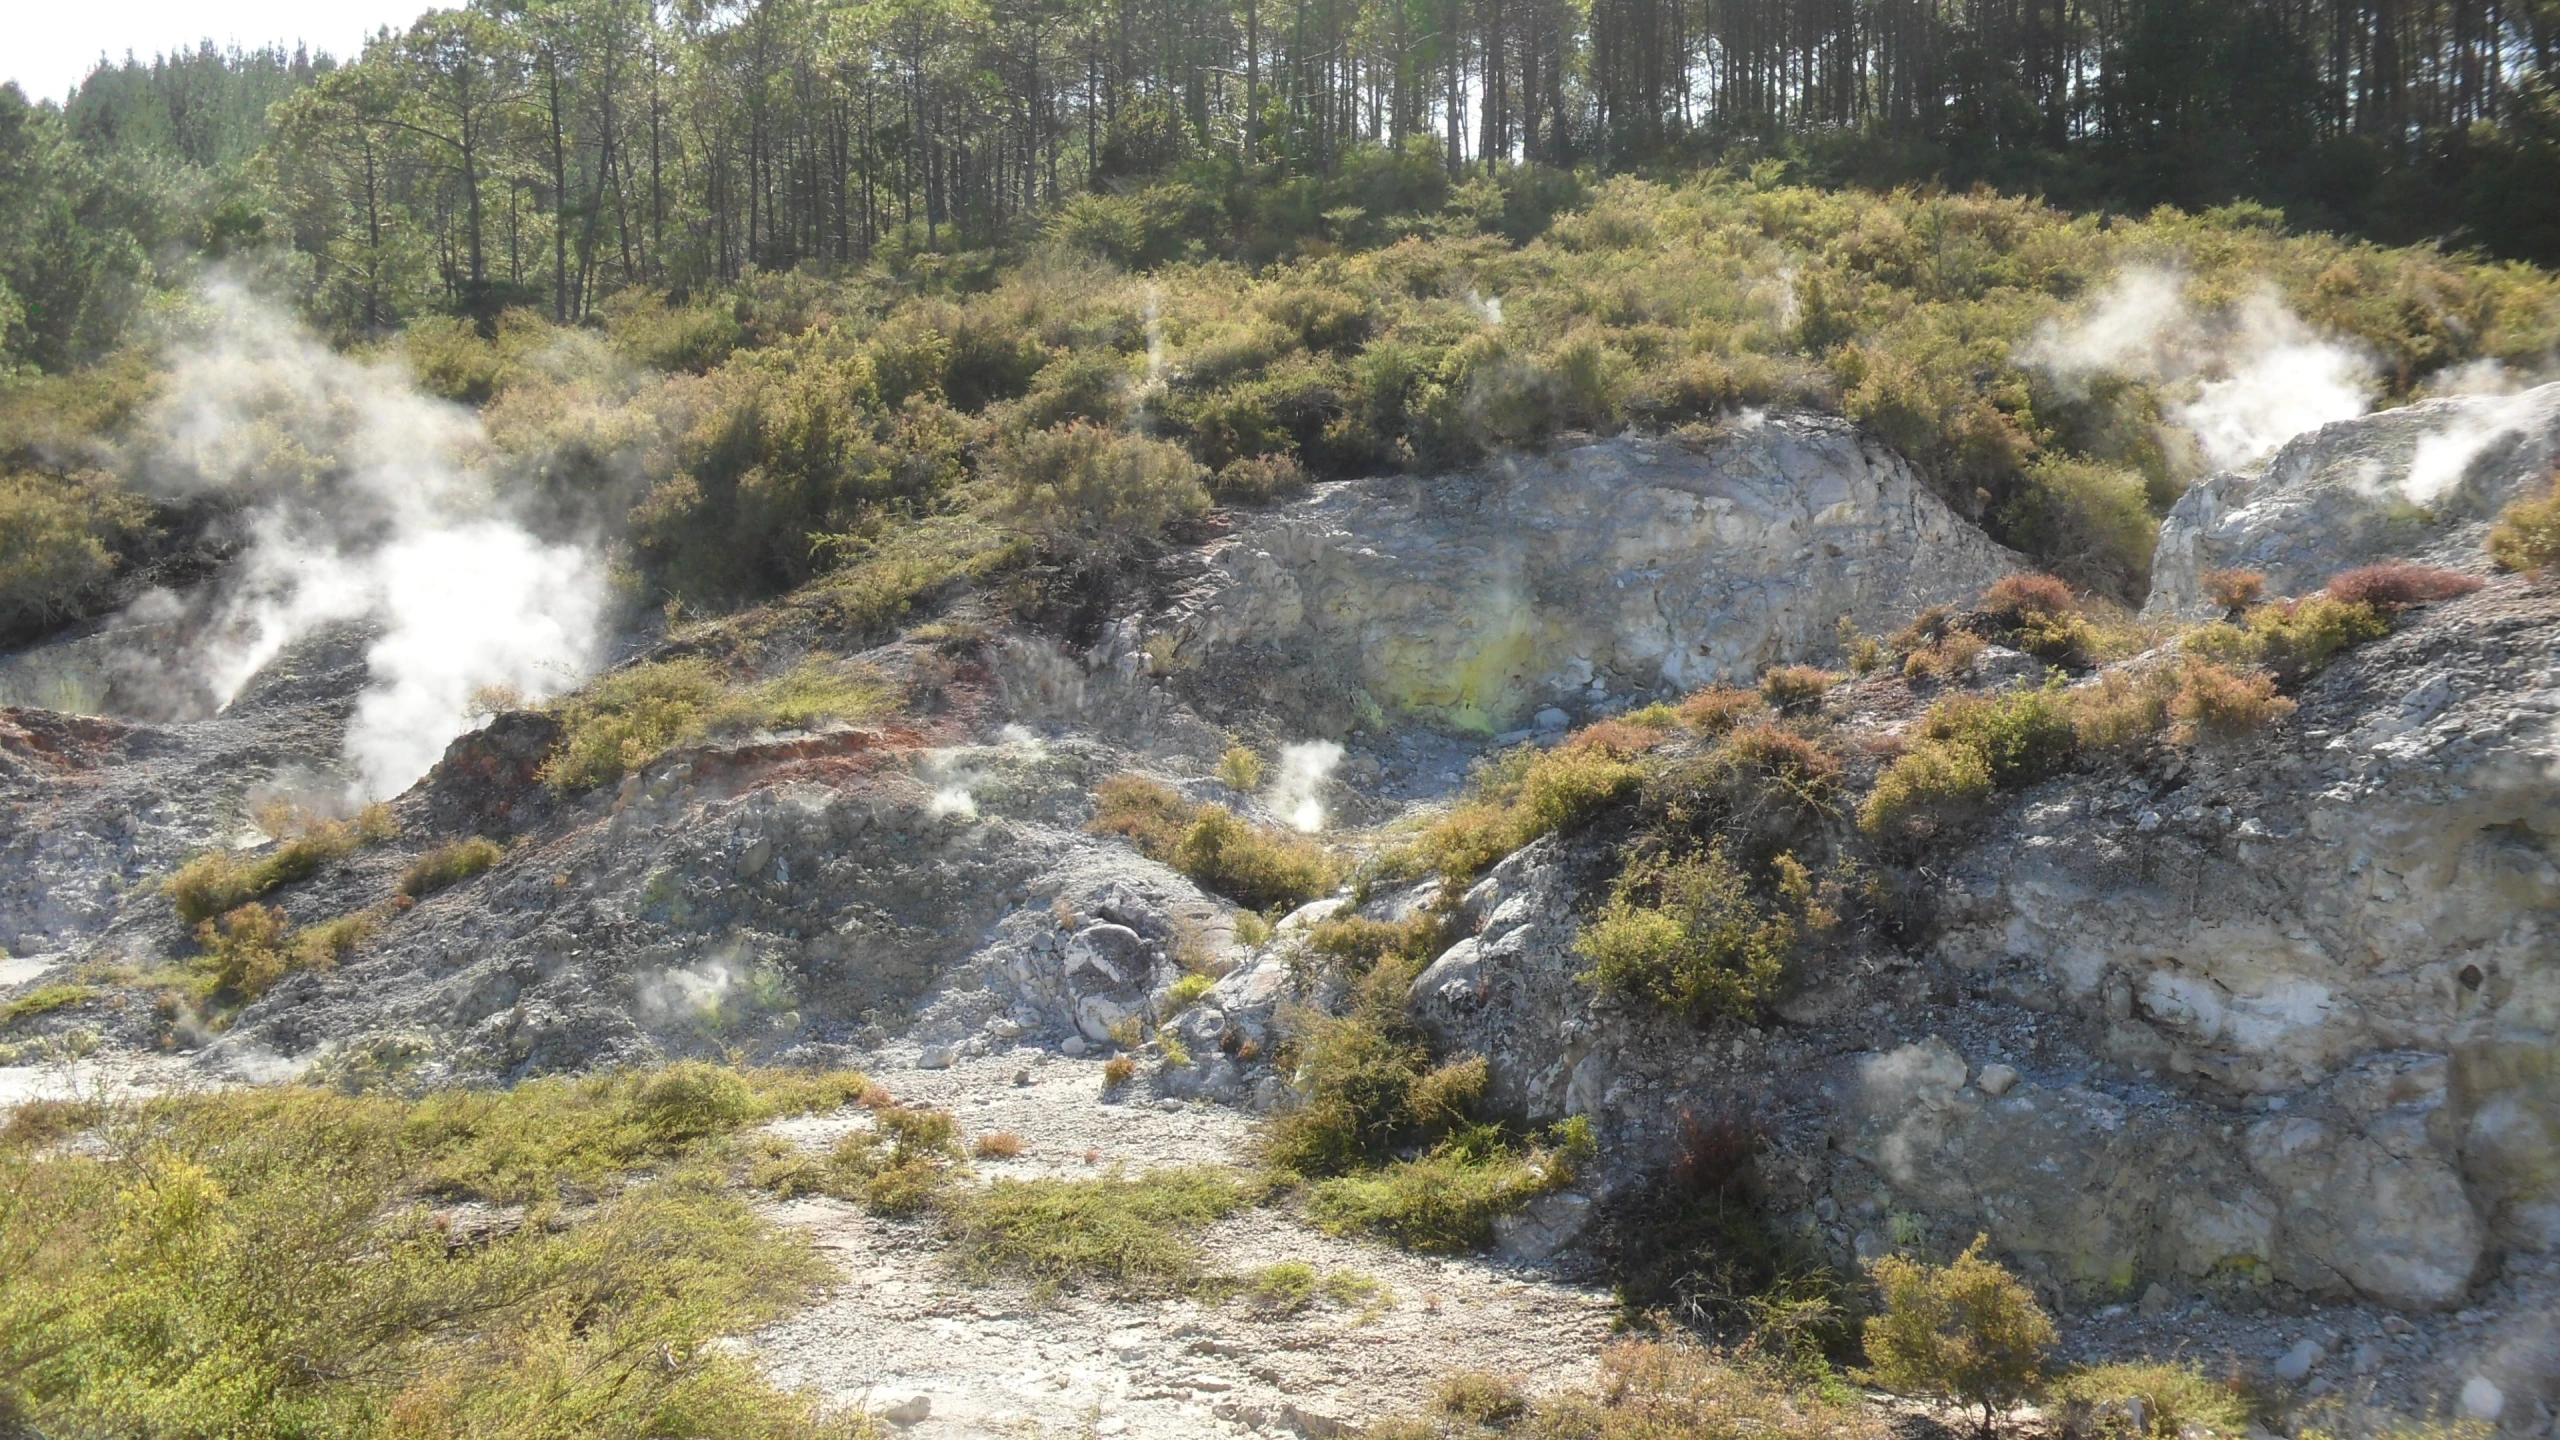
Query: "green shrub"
1917 684 2080 787
168 816 373 926
2488 476 2560 575
940 1167 1249 1297
0 469 151 636
994 422 1209 564
1759 665 1839 714
1091 773 1198 856
542 657 892 791
1577 846 1793 1022
602 290 745 373
1211 452 1311 504
2167 659 2295 743
1090 778 1336 911
1863 1235 2057 1438
399 837 504 898
1414 728 1655 883
1263 1010 1435 1177
2051 1363 2252 1440
1303 1125 1586 1252
1433 1372 1530 1426
1305 912 1453 976
2069 666 2178 750
1165 972 1218 1014
1676 685 1771 735
0 983 92 1026
2182 594 2389 685
1218 744 1265 790
0 1077 867 1440
1858 740 1995 841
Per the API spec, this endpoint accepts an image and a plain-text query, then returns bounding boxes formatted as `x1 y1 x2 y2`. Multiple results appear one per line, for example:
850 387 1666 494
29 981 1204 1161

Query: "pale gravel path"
749 1047 1620 1438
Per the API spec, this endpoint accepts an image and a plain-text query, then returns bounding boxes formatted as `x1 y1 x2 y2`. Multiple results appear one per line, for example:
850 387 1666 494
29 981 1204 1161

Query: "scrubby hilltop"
4 150 2560 1440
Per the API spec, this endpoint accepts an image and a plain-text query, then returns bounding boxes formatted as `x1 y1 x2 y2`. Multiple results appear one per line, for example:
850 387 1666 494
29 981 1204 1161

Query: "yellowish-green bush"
940 1166 1249 1297
1863 1235 2056 1437
602 289 746 373
541 657 892 791
1676 684 1771 735
1306 912 1453 977
168 814 376 926
1577 845 1794 1022
2070 666 2179 750
1759 665 1839 714
0 468 151 635
0 1076 872 1440
1218 744 1266 790
1414 727 1657 883
399 836 504 899
1090 777 1336 911
2051 1362 2252 1440
1917 683 2080 787
2168 659 2296 742
2182 594 2389 685
2487 476 2560 576
401 307 558 403
1374 1339 1887 1440
0 983 92 1026
994 421 1209 564
1303 1120 1590 1252
1858 739 1996 841
1165 972 1218 1013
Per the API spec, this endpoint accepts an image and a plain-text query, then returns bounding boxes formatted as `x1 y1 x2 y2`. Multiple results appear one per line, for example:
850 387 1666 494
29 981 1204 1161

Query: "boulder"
2146 384 2560 618
1155 421 2019 734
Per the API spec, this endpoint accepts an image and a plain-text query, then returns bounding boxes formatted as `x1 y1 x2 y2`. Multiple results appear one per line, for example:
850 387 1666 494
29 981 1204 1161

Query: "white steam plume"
2020 267 2375 471
2402 389 2545 507
1466 289 1505 327
141 285 608 801
1268 740 1344 833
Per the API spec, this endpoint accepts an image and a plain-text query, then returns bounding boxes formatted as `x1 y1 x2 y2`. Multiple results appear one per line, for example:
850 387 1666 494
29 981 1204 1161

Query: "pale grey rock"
1154 424 2018 734
1977 1062 2022 1097
2276 1339 2326 1383
2147 384 2560 619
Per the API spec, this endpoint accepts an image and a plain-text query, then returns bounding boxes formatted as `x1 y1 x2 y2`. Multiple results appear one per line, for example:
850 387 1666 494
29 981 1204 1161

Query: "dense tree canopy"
4 0 2560 369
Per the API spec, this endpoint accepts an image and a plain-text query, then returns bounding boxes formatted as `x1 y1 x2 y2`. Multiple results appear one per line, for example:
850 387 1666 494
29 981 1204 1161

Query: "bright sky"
7 0 431 104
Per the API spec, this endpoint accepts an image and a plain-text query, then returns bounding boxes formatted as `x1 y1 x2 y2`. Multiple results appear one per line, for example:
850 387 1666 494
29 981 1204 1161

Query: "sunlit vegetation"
540 656 893 791
0 1066 878 1438
1090 774 1337 911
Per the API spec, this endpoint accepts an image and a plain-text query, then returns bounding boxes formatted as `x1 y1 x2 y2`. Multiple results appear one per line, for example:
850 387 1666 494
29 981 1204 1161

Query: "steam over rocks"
1152 421 2018 733
2146 381 2560 617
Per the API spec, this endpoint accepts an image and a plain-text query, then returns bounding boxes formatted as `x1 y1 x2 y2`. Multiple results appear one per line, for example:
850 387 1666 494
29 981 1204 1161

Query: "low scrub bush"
1858 740 1995 842
0 1075 871 1440
1211 452 1311 505
973 1130 1026 1159
399 837 504 898
2168 660 2295 743
2182 595 2389 685
1577 846 1794 1022
1759 666 1839 714
1218 744 1264 790
2202 569 2267 611
0 468 152 637
1305 912 1452 977
2488 477 2560 576
1917 684 2079 787
2069 666 2179 750
994 422 1209 565
1090 776 1335 911
1413 729 1655 883
940 1166 1249 1297
2323 561 2483 608
168 814 378 926
1676 685 1769 735
1863 1235 2056 1438
1172 807 1337 912
2051 1363 2252 1440
1304 1119 1590 1252
1903 629 1988 681
1373 1340 1886 1440
1264 1009 1439 1177
542 657 892 791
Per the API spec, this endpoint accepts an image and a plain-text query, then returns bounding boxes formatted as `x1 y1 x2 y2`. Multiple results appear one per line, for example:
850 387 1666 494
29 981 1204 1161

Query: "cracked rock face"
2146 383 2560 618
1400 584 2557 1313
1152 421 2019 734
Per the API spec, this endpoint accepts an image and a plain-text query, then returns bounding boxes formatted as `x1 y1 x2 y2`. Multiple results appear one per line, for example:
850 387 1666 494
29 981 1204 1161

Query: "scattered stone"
1061 1036 1087 1057
916 1044 956 1070
1976 1063 2020 1097
880 1395 931 1426
1013 1068 1033 1087
2275 1340 2325 1383
2461 1375 2506 1423
2139 1283 2174 1318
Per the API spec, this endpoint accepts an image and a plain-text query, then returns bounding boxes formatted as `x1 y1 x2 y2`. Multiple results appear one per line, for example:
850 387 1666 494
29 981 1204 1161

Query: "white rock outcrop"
1155 419 2018 732
2147 383 2560 618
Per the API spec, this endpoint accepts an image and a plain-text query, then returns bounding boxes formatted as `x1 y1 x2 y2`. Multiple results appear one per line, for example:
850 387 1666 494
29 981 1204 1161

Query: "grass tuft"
941 1167 1250 1297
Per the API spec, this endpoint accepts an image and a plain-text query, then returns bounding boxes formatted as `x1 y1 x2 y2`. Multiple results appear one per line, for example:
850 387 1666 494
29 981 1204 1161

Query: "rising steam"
138 286 609 800
2021 267 2375 471
1269 740 1344 832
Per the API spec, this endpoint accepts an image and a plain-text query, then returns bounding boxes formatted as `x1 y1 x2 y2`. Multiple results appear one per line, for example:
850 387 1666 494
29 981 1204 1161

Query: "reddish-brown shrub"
2324 562 2483 608
1721 723 1843 787
1675 686 1767 735
2201 568 2266 611
1758 665 1839 714
1980 573 2078 622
